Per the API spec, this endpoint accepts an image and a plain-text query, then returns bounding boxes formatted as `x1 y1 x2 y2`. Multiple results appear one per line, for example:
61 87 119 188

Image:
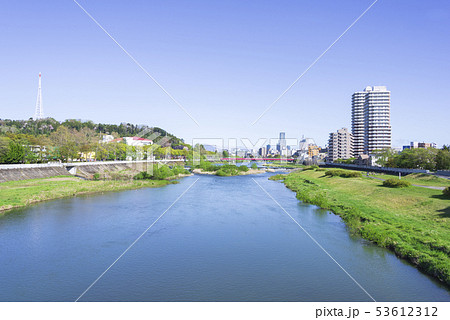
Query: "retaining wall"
0 166 70 183
0 160 185 182
436 170 450 177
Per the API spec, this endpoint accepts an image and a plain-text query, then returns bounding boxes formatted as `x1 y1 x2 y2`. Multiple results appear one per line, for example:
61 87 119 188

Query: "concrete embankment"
0 160 185 182
0 166 70 183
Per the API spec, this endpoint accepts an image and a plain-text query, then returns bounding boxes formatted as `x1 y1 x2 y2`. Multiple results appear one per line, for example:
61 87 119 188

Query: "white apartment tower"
327 128 353 162
352 86 391 156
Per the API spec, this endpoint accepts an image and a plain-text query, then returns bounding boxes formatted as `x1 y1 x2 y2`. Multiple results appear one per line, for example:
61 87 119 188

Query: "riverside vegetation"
193 161 262 176
0 164 191 213
270 167 450 287
0 176 176 212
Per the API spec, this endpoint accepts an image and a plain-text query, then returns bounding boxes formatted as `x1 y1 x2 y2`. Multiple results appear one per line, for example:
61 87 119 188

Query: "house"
123 137 153 147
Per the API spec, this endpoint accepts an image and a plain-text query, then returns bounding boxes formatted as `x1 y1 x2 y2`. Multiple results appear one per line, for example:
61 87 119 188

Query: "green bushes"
92 173 101 181
443 187 450 197
251 163 258 170
315 167 326 171
134 165 189 180
303 165 318 171
325 169 361 178
238 165 249 172
269 174 285 181
382 178 411 188
215 164 240 176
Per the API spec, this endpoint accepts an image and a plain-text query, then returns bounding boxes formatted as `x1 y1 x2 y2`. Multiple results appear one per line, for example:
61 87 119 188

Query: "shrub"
315 168 326 171
269 174 285 181
302 165 318 171
133 165 189 180
382 178 411 188
93 173 101 181
443 187 450 197
153 166 173 180
216 169 229 176
341 171 361 178
133 171 152 180
215 164 240 176
196 161 219 172
325 169 361 178
251 163 258 170
238 165 249 172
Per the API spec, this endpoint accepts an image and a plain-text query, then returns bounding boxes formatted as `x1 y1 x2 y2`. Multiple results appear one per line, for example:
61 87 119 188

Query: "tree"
49 126 79 162
395 148 437 170
373 148 398 167
4 141 25 164
436 148 450 170
0 137 11 163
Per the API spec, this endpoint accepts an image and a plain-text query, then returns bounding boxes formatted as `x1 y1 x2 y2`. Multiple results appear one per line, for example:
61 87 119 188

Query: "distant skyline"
1 0 449 147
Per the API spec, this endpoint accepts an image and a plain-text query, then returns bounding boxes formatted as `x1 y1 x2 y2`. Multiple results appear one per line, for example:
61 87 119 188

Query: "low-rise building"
327 128 353 162
404 141 437 150
308 145 320 158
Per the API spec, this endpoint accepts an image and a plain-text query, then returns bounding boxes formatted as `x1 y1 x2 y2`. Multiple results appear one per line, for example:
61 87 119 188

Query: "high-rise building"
351 90 365 156
34 73 44 120
327 128 353 162
352 86 391 156
277 132 286 151
277 132 287 155
258 146 267 157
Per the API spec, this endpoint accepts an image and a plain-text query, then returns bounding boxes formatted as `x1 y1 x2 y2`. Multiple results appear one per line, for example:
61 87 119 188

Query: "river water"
0 173 448 301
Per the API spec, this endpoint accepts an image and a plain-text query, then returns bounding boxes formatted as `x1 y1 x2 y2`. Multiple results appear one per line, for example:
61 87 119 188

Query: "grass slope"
370 173 450 187
0 176 174 212
273 170 450 287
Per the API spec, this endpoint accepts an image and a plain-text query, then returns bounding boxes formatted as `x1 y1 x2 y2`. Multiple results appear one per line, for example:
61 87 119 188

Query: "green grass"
370 173 450 187
276 169 450 287
0 176 174 212
263 162 304 168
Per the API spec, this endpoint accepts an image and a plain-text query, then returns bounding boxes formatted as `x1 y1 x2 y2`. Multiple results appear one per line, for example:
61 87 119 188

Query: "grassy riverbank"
369 173 450 188
272 169 450 287
0 176 175 213
262 162 303 169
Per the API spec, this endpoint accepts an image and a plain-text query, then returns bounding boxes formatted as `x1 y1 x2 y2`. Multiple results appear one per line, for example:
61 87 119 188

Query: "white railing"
0 159 185 170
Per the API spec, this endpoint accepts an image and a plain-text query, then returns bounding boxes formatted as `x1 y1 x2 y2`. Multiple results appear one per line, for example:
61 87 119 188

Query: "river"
0 173 448 301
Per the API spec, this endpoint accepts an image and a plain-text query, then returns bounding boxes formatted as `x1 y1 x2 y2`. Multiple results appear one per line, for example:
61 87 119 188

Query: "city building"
276 132 287 156
308 145 320 158
352 86 391 156
296 137 316 161
258 146 267 157
403 141 437 150
327 128 353 162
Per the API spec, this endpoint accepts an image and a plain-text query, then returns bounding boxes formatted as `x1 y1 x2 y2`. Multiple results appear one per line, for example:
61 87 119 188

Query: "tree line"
0 118 189 164
374 146 450 171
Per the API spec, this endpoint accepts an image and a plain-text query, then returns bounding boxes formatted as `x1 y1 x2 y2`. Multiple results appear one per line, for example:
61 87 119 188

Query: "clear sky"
1 0 449 148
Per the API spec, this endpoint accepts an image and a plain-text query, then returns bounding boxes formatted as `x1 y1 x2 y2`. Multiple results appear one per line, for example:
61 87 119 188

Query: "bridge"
215 158 296 162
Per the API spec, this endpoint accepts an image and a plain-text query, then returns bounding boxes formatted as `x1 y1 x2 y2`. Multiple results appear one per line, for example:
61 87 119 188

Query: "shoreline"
273 170 450 288
0 176 183 214
192 168 268 176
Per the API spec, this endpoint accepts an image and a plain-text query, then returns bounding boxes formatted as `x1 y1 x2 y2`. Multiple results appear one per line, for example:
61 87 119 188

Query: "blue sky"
1 0 449 147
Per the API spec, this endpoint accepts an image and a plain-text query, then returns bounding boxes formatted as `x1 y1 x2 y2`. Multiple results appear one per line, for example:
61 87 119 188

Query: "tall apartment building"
327 128 353 162
352 86 391 156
